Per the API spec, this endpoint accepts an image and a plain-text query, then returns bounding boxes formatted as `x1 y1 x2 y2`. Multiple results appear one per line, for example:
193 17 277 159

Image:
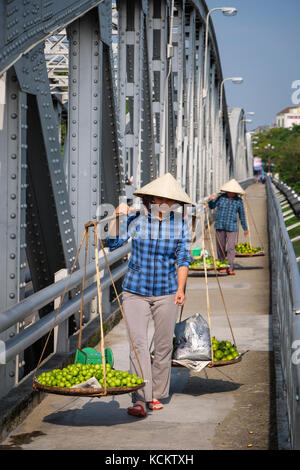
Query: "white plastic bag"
71 377 102 389
173 313 211 361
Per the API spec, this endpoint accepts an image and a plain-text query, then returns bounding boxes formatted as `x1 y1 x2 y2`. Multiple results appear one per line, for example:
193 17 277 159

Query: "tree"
252 125 300 192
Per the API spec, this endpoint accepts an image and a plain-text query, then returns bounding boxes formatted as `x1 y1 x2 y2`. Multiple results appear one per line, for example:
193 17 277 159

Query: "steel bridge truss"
0 0 252 398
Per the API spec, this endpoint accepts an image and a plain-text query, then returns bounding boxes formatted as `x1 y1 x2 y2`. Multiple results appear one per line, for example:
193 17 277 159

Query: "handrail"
268 180 300 313
3 262 128 364
267 176 300 449
0 242 131 334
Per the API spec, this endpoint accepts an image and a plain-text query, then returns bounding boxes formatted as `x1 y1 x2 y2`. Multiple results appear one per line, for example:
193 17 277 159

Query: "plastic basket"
192 246 202 257
75 347 114 367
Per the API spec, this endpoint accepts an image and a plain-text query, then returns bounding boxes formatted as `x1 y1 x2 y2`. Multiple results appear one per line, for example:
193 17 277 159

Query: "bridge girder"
0 0 253 399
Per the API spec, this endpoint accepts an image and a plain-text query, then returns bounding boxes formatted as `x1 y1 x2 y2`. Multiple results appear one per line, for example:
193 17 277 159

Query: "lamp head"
222 7 238 16
231 77 243 84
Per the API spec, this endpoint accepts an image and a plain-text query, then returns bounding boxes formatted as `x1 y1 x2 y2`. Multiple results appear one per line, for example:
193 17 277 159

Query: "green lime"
214 350 223 360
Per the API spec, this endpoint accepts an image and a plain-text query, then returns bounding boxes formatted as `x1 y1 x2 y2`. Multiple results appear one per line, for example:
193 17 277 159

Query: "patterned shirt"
208 194 248 232
107 211 191 296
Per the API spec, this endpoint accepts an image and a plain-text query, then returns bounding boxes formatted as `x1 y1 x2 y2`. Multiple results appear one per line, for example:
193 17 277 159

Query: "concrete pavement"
0 183 277 450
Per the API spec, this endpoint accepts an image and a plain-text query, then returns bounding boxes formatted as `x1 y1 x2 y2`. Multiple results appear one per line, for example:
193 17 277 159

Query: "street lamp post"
219 77 244 118
203 7 237 101
202 6 237 194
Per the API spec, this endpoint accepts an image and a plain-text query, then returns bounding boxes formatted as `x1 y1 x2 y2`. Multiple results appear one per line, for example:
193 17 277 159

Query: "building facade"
276 106 300 128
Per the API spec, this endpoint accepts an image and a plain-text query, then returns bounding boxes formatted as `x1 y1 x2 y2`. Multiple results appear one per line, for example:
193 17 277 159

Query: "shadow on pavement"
43 399 145 427
180 376 242 397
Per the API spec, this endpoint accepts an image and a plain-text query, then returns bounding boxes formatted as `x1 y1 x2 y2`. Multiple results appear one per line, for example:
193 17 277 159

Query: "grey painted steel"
4 262 128 364
0 0 105 76
172 3 185 188
148 0 168 178
228 107 250 182
267 177 300 449
0 0 253 398
0 242 131 334
0 69 27 396
100 33 126 206
66 12 103 265
14 45 77 273
118 0 156 189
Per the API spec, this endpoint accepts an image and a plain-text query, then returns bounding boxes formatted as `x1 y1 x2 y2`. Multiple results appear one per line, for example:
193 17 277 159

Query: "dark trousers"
216 230 237 270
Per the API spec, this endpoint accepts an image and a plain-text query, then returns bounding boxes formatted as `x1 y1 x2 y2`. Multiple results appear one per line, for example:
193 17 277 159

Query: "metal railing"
0 242 131 365
267 176 300 449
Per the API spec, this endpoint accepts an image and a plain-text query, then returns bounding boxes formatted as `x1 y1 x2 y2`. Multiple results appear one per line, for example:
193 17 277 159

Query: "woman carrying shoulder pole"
208 179 248 276
107 173 193 417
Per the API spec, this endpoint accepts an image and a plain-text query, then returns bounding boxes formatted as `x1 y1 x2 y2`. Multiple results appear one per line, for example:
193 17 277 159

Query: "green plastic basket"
75 347 114 367
192 246 201 257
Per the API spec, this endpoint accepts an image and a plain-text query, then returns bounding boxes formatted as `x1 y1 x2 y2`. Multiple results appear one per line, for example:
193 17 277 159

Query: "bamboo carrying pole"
204 203 237 347
32 228 87 386
200 211 215 364
243 196 265 252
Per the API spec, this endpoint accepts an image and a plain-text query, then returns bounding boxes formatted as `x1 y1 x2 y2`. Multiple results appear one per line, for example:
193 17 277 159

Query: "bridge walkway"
0 183 278 450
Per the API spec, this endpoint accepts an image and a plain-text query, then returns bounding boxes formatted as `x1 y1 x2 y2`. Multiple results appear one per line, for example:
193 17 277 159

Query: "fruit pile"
211 337 240 361
37 363 144 389
235 242 261 254
189 256 229 269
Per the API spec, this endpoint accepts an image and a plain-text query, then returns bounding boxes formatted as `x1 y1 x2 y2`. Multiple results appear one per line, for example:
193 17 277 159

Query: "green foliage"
253 125 300 193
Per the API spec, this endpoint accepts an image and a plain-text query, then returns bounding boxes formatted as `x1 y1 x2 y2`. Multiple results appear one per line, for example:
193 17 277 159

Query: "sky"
205 0 300 131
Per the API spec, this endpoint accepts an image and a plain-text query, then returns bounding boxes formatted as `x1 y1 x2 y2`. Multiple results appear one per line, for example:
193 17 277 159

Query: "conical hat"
134 173 195 205
220 179 245 195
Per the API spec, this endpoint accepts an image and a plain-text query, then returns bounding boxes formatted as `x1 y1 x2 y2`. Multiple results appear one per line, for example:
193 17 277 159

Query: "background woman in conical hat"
107 173 193 417
208 179 249 275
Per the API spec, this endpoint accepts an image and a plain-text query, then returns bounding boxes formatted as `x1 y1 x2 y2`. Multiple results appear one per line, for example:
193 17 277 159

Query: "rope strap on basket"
33 220 145 395
204 203 237 349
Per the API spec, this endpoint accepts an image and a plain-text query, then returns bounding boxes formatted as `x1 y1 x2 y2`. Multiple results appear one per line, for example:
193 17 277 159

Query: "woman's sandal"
227 269 236 276
127 403 147 418
147 399 164 410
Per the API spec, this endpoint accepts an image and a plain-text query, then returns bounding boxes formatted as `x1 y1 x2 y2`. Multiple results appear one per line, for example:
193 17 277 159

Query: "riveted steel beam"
0 68 27 397
184 8 196 198
14 44 77 272
11 43 79 373
100 41 125 206
148 0 168 177
172 3 185 188
118 0 155 190
195 23 205 201
0 0 106 76
66 12 102 265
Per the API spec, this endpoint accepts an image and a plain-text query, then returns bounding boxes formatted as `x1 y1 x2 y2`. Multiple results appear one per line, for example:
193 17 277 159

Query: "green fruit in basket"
37 364 144 389
214 350 223 360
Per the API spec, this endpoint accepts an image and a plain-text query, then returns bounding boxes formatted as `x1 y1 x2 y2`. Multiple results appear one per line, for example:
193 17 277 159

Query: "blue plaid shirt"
208 194 248 232
107 211 191 296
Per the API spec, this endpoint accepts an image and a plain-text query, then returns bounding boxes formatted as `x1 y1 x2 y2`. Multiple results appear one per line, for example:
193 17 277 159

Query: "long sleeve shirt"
208 194 248 232
107 211 191 297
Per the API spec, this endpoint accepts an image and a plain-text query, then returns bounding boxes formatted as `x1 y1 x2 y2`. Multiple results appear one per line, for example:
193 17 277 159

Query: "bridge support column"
0 69 27 398
118 0 155 190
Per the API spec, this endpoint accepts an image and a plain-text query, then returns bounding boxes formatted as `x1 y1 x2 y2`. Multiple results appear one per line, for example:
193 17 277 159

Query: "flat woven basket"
207 355 242 367
235 250 264 257
33 380 145 397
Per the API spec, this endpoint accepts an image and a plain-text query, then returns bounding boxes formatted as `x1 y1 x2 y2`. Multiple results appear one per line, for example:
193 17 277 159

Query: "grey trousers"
216 230 237 270
122 291 179 403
